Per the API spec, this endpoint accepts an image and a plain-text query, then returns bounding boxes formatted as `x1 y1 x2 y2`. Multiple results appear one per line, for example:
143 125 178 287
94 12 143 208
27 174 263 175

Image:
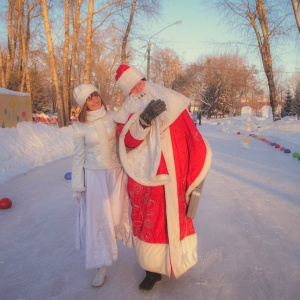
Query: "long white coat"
72 109 131 269
72 111 121 192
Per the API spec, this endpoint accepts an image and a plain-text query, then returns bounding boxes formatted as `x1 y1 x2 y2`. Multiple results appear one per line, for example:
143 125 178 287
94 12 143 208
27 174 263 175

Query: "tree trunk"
83 0 121 82
40 0 65 127
63 0 70 126
291 0 300 33
15 0 23 89
121 0 137 63
83 0 94 83
247 0 278 120
5 0 16 88
69 0 83 105
0 51 5 87
18 0 31 94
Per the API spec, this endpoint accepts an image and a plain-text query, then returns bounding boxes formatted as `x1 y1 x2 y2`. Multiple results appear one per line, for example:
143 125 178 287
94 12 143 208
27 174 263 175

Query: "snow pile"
0 122 73 183
212 115 300 143
209 115 300 158
256 117 300 145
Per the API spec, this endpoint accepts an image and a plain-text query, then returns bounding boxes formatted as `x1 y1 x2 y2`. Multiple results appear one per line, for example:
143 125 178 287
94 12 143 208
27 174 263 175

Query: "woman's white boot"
92 266 107 287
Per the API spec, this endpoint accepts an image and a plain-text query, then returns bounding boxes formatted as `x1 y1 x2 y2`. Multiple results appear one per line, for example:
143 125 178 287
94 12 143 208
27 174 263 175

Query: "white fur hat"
73 84 100 107
115 64 145 96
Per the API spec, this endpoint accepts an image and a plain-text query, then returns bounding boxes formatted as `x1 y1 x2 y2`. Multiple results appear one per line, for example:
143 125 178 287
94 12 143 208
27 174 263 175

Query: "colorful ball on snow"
280 147 285 151
64 172 72 180
0 197 12 209
275 144 280 149
284 149 291 153
292 152 300 158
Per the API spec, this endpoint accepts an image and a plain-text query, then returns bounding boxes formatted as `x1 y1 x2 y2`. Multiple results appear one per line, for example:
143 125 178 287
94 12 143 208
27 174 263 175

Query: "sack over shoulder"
186 180 205 219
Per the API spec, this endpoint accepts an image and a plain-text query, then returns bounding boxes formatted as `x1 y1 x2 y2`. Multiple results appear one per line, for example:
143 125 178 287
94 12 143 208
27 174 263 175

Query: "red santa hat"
73 83 100 107
115 64 145 96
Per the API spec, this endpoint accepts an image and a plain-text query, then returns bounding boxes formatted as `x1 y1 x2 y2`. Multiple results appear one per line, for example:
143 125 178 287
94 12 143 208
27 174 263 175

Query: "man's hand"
140 99 166 127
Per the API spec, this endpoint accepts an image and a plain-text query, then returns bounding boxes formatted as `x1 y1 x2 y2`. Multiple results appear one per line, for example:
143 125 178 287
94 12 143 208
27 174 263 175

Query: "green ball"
292 152 300 158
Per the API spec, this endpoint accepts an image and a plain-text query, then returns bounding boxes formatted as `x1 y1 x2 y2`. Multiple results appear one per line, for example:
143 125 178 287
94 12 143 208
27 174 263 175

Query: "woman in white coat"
72 83 131 287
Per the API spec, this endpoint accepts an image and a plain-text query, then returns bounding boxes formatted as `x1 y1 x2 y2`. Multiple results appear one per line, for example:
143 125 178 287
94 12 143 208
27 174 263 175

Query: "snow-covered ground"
0 115 300 300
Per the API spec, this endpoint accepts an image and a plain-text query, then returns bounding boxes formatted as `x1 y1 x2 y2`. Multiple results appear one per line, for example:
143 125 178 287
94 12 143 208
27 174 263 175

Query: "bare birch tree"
18 0 32 94
40 0 65 127
151 48 182 87
69 0 84 104
121 0 137 63
0 51 4 87
250 0 278 120
116 0 161 64
206 0 289 120
69 0 122 101
63 0 70 126
0 0 41 93
291 0 300 33
83 0 94 83
16 0 25 91
4 0 17 88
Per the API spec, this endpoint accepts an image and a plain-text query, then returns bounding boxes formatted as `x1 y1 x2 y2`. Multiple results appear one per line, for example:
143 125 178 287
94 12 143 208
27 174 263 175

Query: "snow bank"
0 122 73 183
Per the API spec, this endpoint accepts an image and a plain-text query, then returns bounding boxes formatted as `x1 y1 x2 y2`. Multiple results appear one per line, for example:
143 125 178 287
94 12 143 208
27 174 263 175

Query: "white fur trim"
134 237 170 276
128 117 150 140
162 128 199 278
134 234 198 278
118 112 171 186
116 65 145 96
185 137 213 202
161 128 181 277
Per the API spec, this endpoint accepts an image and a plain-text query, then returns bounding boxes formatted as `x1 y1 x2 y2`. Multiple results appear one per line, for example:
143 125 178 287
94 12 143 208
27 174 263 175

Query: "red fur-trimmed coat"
116 109 212 278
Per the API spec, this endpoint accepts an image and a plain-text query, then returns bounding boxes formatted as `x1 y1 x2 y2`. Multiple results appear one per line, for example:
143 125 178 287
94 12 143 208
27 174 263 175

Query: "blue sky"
134 0 300 77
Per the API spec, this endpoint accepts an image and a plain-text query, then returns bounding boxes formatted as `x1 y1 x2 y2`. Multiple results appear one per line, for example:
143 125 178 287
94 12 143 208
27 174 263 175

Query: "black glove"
139 99 166 127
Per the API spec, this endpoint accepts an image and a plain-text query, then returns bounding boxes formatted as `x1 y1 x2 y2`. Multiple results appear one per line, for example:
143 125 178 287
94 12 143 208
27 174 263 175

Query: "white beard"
114 82 169 127
124 83 154 112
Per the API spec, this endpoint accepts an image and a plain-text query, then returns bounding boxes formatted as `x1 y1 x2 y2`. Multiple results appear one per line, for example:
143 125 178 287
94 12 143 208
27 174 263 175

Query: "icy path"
1 124 300 300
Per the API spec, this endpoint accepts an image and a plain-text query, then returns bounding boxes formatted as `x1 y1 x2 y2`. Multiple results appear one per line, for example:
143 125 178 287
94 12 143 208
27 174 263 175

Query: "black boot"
139 270 162 291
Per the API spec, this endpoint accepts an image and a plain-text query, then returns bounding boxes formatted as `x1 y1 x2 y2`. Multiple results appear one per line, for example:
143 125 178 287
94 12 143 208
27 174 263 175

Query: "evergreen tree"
293 84 300 120
30 68 51 114
217 88 230 118
281 90 294 117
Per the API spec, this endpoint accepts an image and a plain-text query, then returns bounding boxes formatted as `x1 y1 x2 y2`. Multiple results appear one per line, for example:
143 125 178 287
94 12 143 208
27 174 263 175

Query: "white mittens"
72 192 82 201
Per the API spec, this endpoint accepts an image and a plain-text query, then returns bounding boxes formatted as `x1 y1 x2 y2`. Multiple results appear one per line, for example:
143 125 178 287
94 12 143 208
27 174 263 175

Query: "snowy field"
0 115 300 300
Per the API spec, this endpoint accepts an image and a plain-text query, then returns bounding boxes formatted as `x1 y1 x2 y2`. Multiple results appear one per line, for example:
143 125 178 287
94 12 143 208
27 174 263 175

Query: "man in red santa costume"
113 64 212 291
